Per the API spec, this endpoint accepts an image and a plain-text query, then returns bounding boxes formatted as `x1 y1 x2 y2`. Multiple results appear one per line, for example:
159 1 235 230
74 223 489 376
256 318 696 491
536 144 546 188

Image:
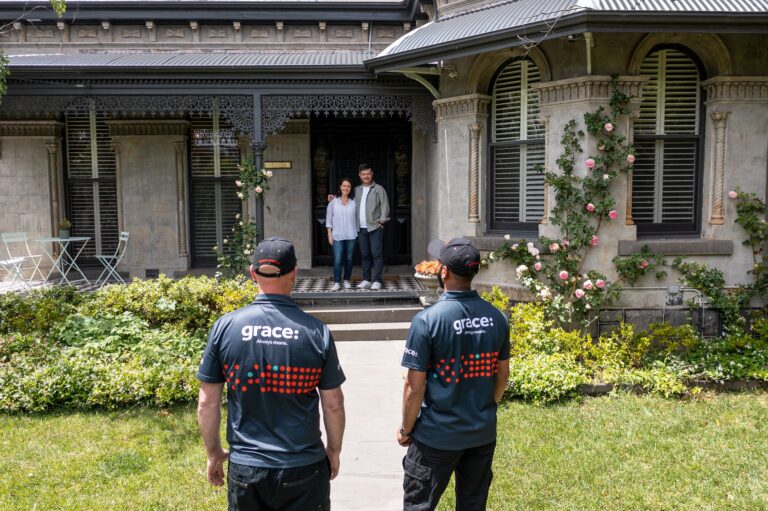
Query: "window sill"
467 234 537 252
617 239 733 256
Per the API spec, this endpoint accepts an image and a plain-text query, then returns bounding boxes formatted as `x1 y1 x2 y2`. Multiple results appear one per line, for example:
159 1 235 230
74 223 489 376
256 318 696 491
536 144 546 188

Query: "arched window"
489 58 544 232
633 47 703 234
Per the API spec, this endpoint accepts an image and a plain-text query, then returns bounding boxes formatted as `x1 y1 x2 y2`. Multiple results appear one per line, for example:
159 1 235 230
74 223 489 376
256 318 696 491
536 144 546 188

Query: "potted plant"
414 259 441 292
58 218 72 239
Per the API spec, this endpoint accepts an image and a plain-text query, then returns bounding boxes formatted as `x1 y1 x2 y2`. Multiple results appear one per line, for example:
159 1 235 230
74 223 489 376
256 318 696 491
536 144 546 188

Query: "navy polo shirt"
401 290 510 450
197 294 346 468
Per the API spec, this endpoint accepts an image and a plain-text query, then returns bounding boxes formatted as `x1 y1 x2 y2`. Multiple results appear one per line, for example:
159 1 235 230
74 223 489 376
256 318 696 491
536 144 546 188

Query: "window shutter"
189 113 242 263
65 111 118 260
632 48 700 230
491 59 544 229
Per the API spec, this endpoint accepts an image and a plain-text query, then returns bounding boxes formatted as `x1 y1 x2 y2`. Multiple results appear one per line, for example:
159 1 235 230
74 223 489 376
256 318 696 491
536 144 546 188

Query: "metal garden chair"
94 231 130 287
1 232 45 285
0 256 30 290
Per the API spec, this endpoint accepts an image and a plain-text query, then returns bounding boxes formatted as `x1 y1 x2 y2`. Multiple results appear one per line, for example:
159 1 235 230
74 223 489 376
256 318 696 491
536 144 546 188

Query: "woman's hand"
327 232 334 246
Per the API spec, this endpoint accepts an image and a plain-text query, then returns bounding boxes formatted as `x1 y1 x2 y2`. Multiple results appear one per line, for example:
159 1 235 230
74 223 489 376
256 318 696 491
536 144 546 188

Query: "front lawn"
2 393 766 510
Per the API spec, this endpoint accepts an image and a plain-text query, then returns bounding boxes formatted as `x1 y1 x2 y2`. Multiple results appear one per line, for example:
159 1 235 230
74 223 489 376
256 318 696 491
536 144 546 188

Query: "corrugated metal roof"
374 0 768 61
8 51 376 69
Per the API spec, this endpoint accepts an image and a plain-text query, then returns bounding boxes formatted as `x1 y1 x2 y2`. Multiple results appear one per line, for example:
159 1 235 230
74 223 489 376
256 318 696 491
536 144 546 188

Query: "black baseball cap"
427 238 481 277
252 237 297 278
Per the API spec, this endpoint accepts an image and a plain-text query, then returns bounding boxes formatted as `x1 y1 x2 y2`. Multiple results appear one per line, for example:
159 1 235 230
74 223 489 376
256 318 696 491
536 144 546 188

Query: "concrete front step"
328 322 412 342
305 305 422 324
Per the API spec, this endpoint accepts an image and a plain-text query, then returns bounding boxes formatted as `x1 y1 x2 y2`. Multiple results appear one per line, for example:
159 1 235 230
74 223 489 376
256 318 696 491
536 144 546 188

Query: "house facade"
1 0 767 325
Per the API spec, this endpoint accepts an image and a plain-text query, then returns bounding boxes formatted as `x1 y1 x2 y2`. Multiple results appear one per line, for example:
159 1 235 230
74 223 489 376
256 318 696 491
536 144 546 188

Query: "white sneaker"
357 280 371 289
343 280 351 289
371 281 382 290
330 282 340 291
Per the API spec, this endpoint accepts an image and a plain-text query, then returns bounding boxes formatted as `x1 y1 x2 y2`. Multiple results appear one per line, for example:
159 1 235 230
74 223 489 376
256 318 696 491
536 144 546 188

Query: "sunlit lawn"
1 393 767 510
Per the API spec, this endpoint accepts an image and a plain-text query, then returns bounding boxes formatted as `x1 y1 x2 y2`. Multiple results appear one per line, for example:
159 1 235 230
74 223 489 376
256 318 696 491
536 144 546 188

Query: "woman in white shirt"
326 178 357 291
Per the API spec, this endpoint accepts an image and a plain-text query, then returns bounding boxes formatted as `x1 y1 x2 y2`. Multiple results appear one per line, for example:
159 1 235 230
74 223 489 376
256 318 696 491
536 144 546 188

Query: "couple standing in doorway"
325 163 390 291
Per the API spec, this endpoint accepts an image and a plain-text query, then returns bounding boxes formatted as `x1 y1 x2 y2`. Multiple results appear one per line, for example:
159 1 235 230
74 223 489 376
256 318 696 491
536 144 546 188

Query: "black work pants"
403 440 496 511
227 458 330 511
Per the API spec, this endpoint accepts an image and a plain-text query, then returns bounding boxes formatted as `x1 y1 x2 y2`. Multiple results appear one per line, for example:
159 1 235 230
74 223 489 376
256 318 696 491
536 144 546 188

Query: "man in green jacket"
354 163 389 290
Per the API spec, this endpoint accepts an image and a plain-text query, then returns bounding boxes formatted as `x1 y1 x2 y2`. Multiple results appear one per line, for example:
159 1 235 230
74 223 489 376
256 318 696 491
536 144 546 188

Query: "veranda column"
532 76 646 279
432 94 490 240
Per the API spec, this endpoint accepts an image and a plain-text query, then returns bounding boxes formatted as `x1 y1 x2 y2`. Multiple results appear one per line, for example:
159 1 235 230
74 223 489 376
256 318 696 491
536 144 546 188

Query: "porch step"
327 322 412 342
305 304 422 324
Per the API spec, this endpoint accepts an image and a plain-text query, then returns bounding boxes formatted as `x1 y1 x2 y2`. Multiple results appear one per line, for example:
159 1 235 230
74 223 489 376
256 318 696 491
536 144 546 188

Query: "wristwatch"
399 427 412 437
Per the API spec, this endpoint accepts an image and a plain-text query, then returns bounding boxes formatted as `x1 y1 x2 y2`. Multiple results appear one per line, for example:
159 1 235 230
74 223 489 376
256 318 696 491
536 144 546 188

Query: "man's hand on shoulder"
206 447 229 487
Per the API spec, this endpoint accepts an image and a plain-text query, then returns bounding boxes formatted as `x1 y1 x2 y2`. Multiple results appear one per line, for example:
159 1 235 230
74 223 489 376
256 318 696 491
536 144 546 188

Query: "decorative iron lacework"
1 93 436 138
262 95 435 136
0 95 256 134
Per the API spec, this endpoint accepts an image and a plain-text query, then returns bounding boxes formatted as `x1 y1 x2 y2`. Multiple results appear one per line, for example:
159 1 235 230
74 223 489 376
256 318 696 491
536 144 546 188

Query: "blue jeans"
332 238 356 283
358 227 384 283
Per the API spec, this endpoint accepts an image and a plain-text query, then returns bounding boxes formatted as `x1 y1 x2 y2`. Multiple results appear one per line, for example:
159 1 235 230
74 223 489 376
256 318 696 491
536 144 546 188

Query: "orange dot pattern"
222 362 323 395
427 352 499 384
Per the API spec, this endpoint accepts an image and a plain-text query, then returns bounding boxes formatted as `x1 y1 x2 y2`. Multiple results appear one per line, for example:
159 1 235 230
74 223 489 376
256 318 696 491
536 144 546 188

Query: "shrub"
506 353 589 405
78 275 257 333
0 286 87 335
508 302 586 357
612 361 689 398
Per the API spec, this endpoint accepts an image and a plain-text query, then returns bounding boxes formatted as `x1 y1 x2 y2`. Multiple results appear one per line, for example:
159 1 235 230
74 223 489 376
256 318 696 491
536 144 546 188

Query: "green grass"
1 394 767 510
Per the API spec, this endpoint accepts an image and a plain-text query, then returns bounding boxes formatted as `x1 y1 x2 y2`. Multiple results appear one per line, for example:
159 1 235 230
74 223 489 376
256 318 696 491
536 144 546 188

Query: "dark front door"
311 117 411 267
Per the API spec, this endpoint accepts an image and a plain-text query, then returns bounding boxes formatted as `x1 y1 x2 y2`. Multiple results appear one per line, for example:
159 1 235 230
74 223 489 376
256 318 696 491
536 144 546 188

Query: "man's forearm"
198 401 222 456
401 380 424 433
323 406 345 454
494 362 510 403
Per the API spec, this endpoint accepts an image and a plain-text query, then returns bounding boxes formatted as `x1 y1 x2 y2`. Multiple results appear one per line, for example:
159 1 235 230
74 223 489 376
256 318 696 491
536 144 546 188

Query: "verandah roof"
367 0 768 71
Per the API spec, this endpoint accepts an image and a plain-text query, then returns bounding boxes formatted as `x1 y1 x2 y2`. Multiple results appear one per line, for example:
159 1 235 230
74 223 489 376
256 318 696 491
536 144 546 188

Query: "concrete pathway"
330 340 407 511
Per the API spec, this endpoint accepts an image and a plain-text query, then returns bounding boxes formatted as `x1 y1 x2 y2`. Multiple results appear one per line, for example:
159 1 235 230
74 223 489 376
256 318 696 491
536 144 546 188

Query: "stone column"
431 93 490 240
700 76 768 285
708 111 730 225
468 122 482 223
531 76 646 278
107 120 191 278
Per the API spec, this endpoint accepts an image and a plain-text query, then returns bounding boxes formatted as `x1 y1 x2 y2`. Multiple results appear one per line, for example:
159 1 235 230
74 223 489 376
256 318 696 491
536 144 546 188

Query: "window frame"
486 56 545 236
633 44 707 237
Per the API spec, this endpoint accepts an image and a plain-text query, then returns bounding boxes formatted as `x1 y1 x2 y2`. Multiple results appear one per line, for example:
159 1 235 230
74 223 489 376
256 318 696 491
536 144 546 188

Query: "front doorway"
311 117 412 267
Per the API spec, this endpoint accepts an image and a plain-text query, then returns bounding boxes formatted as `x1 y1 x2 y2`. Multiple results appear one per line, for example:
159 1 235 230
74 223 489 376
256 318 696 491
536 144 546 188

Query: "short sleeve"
319 328 346 390
401 315 430 371
497 313 511 361
197 319 226 383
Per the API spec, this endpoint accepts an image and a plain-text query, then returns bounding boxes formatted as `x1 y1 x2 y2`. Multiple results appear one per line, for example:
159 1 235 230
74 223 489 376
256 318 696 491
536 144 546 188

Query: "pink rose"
562 240 570 248
728 190 737 199
559 270 569 281
639 259 649 269
590 235 599 247
604 122 614 132
627 154 636 165
586 203 596 212
235 180 243 187
549 242 560 253
585 158 595 169
255 186 263 194
595 279 606 289
534 262 542 271
583 280 593 290
574 289 585 299
608 210 619 220
512 243 519 250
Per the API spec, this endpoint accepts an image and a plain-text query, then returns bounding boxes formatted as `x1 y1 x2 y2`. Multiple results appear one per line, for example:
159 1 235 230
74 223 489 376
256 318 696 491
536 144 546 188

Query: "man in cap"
197 237 346 511
398 238 510 511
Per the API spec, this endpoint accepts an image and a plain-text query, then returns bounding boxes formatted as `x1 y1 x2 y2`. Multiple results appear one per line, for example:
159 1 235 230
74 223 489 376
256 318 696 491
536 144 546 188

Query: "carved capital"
532 76 647 106
709 110 730 125
703 77 768 103
433 94 491 120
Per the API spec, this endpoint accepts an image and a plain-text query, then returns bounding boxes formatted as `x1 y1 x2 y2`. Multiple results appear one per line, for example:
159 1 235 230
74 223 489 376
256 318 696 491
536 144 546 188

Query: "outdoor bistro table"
34 237 92 285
